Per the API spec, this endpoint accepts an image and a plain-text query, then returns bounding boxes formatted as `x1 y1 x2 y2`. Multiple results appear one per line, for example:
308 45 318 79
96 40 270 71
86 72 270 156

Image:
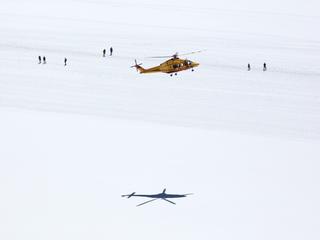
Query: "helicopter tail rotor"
131 59 144 73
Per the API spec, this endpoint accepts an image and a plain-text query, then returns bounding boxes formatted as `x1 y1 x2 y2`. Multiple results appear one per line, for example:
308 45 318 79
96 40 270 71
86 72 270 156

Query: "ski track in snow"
1 0 320 140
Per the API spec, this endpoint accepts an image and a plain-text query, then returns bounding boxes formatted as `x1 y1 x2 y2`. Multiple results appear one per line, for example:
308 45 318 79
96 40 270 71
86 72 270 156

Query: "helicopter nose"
193 62 200 67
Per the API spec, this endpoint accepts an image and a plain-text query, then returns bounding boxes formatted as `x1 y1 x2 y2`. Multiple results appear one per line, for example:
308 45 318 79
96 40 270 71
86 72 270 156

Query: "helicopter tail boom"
135 65 146 73
131 60 161 74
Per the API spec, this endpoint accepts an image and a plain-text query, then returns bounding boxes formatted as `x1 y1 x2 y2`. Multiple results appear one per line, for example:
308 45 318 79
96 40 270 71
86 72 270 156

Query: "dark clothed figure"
248 63 251 71
43 56 46 64
263 62 267 71
64 58 67 66
110 47 113 56
38 56 41 64
103 49 106 57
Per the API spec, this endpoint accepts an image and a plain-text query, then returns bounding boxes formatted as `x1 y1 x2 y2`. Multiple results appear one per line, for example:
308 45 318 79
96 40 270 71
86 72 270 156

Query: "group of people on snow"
247 63 267 71
38 56 46 64
38 55 67 66
103 47 113 57
37 46 113 66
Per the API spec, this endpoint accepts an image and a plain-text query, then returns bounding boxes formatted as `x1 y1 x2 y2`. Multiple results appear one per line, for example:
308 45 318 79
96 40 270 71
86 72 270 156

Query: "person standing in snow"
109 47 113 56
103 49 106 57
248 63 251 71
38 56 42 64
64 58 67 66
43 56 46 64
263 62 267 71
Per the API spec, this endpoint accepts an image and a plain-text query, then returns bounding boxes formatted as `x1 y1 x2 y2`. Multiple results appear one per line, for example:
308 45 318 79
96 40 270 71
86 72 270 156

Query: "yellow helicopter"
131 51 201 76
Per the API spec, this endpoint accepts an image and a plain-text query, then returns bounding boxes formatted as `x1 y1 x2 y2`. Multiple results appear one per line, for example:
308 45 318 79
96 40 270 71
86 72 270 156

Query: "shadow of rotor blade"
162 198 176 205
137 198 158 207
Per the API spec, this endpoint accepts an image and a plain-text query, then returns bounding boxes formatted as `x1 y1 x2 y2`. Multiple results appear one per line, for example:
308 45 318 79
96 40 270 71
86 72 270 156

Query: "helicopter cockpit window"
185 60 192 66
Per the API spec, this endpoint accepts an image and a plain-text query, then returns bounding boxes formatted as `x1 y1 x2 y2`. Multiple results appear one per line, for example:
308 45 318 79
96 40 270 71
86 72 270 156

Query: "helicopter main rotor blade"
162 198 176 205
149 55 173 59
136 198 158 207
149 52 178 58
149 50 203 59
178 50 203 56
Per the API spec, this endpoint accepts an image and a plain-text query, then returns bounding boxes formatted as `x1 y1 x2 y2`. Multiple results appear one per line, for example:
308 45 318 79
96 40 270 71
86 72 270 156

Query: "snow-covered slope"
0 0 320 240
1 108 319 240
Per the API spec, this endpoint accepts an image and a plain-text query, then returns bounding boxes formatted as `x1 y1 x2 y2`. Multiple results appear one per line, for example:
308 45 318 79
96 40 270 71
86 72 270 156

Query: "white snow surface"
0 0 320 239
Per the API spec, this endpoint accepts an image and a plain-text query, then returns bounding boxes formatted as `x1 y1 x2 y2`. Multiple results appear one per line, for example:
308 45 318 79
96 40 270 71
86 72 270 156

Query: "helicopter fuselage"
135 57 199 74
